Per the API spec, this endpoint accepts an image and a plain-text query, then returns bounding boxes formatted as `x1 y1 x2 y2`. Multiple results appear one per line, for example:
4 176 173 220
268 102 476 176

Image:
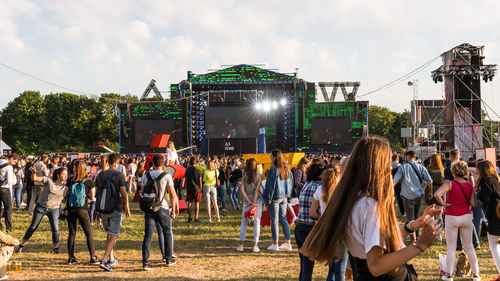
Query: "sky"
1 0 500 115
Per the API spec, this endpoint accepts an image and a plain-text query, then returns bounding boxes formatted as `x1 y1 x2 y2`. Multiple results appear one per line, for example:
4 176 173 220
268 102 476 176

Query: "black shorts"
186 192 202 203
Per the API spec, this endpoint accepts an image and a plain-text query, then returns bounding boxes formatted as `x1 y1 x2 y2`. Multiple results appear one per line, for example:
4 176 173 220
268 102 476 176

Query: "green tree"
368 105 409 150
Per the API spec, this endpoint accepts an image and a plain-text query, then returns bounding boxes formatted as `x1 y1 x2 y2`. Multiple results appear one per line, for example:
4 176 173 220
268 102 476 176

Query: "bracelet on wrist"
412 242 425 252
404 221 415 233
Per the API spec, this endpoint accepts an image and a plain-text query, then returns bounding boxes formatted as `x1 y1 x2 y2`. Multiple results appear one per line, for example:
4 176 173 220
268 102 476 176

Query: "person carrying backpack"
393 150 433 242
94 153 131 272
140 154 179 270
65 160 98 265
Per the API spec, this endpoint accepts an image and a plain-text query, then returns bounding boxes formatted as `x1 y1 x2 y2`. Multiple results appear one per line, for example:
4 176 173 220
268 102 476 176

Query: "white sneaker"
472 276 481 281
235 245 244 252
252 246 260 253
441 276 453 281
0 275 7 281
279 243 292 251
267 244 279 251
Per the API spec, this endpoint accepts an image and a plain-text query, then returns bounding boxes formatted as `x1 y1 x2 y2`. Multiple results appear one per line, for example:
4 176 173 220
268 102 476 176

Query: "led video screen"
205 107 260 139
134 120 176 146
311 118 352 145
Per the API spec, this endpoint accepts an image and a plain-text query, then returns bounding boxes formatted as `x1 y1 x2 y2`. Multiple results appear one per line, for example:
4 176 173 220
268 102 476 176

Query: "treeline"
0 91 138 155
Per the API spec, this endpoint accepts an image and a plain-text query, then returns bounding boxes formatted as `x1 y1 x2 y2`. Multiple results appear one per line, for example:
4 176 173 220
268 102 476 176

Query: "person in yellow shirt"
203 160 220 222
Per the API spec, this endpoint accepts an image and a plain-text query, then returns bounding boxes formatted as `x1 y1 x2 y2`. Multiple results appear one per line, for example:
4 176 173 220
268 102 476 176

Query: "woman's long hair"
429 153 444 169
271 149 290 180
321 165 342 205
296 157 310 172
168 141 176 152
207 160 216 172
245 158 258 185
300 136 401 263
73 160 88 182
100 156 108 171
476 160 499 183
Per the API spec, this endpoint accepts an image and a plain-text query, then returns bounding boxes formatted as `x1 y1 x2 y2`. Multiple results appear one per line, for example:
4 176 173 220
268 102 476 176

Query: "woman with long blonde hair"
263 149 294 251
300 136 441 280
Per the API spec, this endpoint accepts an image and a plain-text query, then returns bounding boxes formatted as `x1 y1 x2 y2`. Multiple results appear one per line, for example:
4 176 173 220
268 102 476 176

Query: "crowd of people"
0 137 499 280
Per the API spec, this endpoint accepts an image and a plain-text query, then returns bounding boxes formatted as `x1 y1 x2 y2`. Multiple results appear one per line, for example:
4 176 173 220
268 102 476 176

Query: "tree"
368 105 409 150
0 91 139 154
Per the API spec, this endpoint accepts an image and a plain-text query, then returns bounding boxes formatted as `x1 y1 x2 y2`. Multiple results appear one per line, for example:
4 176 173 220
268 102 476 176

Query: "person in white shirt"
166 141 179 166
0 154 19 232
140 154 179 270
300 136 442 280
127 158 137 194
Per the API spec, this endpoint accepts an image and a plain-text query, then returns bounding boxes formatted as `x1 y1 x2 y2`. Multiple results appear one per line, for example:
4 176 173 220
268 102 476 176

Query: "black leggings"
67 207 95 259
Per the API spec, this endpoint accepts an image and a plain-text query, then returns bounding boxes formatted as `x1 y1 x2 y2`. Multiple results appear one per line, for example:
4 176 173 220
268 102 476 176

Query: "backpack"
96 174 120 214
0 163 9 186
68 178 87 208
139 172 167 213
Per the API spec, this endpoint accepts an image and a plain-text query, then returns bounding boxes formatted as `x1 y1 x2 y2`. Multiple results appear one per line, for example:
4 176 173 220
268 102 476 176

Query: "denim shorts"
101 210 123 236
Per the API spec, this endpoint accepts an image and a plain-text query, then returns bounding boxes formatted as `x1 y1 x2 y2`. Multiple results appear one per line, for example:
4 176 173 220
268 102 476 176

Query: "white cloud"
1 0 500 116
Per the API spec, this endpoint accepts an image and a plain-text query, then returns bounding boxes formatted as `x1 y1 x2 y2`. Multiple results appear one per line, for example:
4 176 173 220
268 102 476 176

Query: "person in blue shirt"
393 150 432 242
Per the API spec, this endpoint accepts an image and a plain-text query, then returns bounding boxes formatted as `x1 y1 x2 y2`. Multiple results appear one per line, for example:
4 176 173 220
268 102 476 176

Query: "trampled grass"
7 195 499 280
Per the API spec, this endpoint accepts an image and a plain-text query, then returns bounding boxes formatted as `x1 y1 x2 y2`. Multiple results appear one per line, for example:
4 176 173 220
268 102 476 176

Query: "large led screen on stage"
311 118 353 145
205 107 260 139
134 120 176 146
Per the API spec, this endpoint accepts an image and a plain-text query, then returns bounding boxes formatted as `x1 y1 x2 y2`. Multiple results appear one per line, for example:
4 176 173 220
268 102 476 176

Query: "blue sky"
1 0 499 115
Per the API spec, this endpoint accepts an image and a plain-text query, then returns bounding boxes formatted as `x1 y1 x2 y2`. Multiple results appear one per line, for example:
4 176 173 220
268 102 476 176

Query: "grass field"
6 194 500 281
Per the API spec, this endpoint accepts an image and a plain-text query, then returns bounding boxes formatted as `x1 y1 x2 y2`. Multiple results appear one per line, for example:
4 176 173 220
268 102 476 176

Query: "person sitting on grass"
236 158 263 253
0 230 19 281
16 167 68 254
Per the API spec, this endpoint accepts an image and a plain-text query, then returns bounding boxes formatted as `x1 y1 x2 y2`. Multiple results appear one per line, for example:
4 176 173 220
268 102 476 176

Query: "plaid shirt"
297 180 322 223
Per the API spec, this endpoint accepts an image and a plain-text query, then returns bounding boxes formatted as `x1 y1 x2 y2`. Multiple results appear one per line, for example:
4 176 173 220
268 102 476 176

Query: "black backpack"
140 172 167 213
96 174 120 214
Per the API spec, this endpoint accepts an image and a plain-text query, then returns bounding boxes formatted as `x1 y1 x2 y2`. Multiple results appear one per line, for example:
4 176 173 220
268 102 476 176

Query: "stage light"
263 101 271 112
280 98 286 106
272 101 278 109
255 102 262 111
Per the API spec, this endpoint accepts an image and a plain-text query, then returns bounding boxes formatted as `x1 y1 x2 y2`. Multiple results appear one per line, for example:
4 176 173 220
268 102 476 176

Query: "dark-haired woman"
16 167 68 254
263 149 294 251
294 157 310 196
475 160 500 280
65 160 98 264
295 161 326 281
236 158 262 253
300 136 442 280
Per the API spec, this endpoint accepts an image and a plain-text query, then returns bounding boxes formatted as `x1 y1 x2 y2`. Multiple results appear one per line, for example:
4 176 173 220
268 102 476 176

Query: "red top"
445 180 473 216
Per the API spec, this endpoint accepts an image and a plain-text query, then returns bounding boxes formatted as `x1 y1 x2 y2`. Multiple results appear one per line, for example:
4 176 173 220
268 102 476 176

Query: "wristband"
404 221 415 233
412 242 425 252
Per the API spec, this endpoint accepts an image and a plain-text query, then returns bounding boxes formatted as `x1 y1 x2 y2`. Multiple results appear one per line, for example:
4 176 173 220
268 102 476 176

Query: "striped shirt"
297 180 322 223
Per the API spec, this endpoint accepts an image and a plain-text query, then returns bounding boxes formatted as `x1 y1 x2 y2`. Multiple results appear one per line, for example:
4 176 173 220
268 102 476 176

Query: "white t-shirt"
141 169 174 210
128 163 137 177
345 196 389 259
313 186 327 215
166 149 178 165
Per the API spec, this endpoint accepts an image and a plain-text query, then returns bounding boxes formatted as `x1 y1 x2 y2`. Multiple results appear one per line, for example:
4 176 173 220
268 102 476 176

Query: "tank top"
243 172 261 201
445 180 473 216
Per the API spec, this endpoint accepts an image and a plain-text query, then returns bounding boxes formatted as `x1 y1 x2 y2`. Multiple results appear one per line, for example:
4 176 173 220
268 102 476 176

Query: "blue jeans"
239 200 262 243
13 183 23 209
217 183 226 209
327 247 348 281
269 197 291 241
142 208 173 264
23 203 60 245
227 182 239 209
472 199 484 236
295 222 315 281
